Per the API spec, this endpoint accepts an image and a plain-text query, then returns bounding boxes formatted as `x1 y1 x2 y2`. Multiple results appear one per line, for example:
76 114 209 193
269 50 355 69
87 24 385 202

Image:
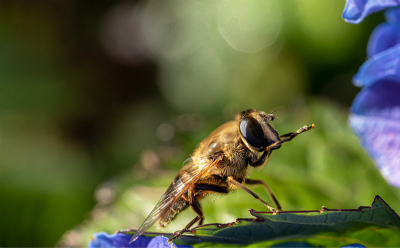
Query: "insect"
128 109 315 243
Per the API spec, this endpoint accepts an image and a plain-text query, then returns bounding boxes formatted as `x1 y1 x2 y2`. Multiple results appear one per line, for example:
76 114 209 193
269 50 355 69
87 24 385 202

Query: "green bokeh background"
1 0 399 246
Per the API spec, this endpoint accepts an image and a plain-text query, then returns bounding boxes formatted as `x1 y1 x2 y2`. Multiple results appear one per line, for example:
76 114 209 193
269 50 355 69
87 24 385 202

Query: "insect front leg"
267 124 315 150
249 150 272 167
168 190 203 243
227 176 278 213
244 178 282 211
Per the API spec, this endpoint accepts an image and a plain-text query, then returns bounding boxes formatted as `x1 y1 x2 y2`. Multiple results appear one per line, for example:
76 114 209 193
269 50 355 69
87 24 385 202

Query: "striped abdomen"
158 195 188 227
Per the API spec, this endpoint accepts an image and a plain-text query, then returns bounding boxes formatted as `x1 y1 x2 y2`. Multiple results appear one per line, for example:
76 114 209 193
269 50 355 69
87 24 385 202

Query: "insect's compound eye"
239 117 264 150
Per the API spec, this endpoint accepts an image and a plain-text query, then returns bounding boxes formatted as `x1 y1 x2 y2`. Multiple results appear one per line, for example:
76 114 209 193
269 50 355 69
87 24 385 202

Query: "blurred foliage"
0 0 396 247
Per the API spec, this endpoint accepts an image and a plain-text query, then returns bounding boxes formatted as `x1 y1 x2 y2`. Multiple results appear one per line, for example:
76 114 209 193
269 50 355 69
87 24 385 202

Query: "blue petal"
341 244 367 248
367 23 400 57
146 236 192 248
88 232 152 248
350 80 400 188
146 236 173 248
353 44 400 87
385 6 400 27
343 0 400 24
88 233 193 248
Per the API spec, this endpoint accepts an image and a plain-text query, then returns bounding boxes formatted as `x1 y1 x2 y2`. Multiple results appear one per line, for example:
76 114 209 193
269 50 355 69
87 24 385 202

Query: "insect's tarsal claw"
270 207 279 214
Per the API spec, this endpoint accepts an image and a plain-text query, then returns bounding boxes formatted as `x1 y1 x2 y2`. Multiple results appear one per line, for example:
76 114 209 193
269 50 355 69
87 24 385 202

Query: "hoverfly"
128 109 315 243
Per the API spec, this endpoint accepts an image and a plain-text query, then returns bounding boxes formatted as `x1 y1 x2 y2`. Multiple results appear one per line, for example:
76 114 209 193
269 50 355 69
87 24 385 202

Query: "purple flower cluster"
343 0 400 187
88 232 192 248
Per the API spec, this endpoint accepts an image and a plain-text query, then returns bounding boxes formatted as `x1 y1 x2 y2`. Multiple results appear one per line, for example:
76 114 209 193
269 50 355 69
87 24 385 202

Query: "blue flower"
343 3 400 187
341 244 367 248
343 0 400 24
88 232 192 248
147 236 192 248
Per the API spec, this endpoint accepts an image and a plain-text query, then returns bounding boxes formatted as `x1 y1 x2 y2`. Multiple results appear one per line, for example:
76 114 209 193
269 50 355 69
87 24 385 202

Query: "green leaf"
159 196 400 247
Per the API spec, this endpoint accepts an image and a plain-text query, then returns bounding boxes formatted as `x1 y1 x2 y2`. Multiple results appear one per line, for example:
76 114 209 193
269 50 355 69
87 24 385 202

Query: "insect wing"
129 157 221 243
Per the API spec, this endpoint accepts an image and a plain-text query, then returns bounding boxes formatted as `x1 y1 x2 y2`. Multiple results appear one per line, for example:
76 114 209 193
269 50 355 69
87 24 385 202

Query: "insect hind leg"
168 190 203 243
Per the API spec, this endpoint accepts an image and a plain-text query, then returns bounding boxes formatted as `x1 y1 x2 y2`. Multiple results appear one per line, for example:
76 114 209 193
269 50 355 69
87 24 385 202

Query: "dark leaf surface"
133 196 400 247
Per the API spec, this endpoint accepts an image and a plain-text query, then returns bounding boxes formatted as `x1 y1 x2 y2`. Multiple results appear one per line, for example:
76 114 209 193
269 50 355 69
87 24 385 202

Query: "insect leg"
250 150 272 167
268 124 315 150
244 179 282 211
199 216 204 226
168 190 203 242
194 184 229 225
227 176 277 213
279 132 293 138
194 183 229 193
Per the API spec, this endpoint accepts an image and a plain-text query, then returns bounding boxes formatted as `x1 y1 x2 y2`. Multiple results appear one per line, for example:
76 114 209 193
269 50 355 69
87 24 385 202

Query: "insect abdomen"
158 197 188 227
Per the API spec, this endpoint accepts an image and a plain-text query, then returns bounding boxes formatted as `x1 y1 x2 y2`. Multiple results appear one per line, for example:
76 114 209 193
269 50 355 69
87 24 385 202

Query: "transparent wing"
181 157 193 167
129 156 222 243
